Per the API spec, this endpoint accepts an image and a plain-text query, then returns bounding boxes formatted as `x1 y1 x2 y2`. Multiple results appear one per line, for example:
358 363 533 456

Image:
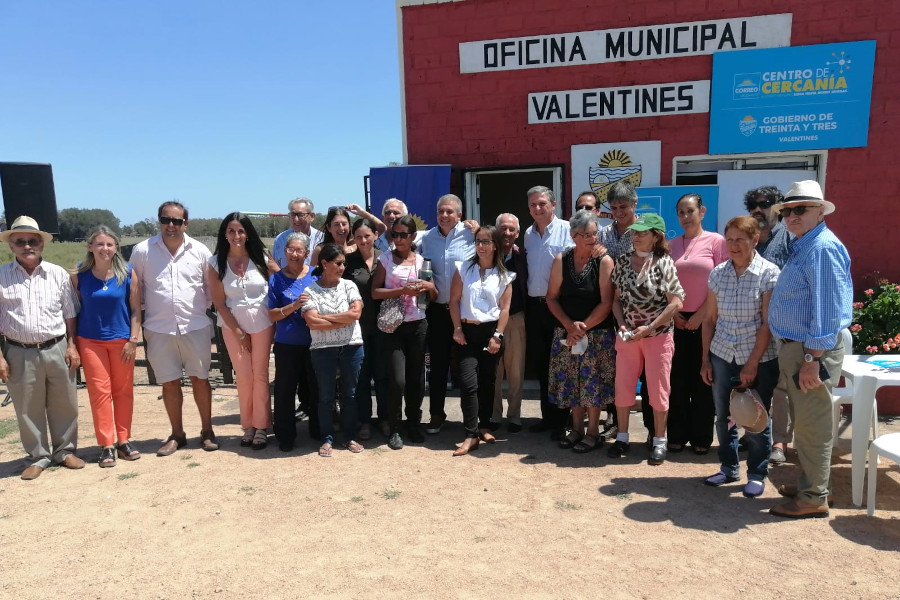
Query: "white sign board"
460 14 792 73
529 80 709 124
571 141 661 218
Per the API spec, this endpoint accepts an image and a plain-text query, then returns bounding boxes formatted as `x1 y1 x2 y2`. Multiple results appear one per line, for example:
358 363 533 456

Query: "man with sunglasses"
767 180 852 519
131 201 219 456
574 190 601 215
0 216 83 480
273 198 323 267
744 185 793 464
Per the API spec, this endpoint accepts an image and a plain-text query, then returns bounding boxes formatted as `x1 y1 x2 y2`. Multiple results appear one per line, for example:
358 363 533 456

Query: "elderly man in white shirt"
0 216 83 480
131 201 218 456
273 197 324 267
524 186 575 440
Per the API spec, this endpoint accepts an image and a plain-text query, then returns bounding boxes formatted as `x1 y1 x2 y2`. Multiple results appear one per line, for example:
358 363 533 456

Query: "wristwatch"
493 331 504 340
803 352 820 362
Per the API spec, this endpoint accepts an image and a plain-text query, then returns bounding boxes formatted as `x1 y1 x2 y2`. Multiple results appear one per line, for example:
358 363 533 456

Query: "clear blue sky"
0 1 403 226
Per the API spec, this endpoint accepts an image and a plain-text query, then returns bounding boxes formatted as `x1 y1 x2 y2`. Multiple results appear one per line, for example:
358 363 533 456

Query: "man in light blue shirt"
417 194 475 433
767 180 851 520
524 185 574 439
272 198 323 267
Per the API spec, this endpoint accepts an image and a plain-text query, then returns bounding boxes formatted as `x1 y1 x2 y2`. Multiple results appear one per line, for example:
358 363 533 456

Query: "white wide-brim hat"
771 180 835 215
0 215 53 244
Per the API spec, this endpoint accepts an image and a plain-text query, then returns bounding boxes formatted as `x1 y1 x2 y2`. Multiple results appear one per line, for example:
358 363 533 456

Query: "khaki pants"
779 338 844 506
492 312 526 424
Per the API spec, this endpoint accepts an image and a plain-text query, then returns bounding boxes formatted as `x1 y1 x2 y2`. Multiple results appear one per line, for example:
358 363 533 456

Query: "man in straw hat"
767 180 852 518
0 216 83 480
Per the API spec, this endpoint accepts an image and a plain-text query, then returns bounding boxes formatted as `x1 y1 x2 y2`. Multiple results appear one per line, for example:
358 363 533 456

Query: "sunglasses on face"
779 205 815 218
747 199 775 210
390 231 412 239
159 217 185 226
575 205 595 212
11 238 42 247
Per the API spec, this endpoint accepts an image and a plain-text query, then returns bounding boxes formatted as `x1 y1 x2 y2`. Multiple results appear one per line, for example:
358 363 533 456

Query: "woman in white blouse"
449 225 514 456
208 212 279 450
302 243 365 457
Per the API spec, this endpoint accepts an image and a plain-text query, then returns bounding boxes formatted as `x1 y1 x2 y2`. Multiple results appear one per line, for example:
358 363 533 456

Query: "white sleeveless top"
456 261 515 323
208 255 272 334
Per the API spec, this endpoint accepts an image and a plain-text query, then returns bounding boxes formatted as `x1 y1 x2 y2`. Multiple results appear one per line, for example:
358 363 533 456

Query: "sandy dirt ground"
1 367 899 600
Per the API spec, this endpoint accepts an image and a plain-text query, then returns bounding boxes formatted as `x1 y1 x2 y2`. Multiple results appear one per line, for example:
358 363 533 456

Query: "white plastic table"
840 354 900 506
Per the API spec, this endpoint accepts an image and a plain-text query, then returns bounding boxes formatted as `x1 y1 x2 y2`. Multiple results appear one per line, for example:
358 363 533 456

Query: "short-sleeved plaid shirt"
707 251 781 364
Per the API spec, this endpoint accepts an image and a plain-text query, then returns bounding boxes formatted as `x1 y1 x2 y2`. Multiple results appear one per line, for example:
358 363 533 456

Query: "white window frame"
672 150 828 187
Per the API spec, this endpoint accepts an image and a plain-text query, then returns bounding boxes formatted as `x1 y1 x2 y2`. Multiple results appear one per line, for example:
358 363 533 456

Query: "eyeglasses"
285 247 307 254
289 211 310 219
575 205 596 212
11 238 42 247
159 217 185 226
747 199 775 210
390 231 411 239
474 239 494 246
574 231 599 239
779 205 815 218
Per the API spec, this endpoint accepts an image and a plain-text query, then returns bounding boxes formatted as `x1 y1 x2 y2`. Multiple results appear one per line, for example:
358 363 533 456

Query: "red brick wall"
400 0 900 287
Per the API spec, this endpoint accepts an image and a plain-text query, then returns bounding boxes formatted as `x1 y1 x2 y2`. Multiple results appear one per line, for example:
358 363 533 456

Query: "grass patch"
350 496 363 503
370 447 386 455
186 462 200 468
212 396 229 403
554 500 581 511
616 492 632 501
378 488 401 500
474 535 486 543
0 419 18 439
117 472 138 480
239 486 256 495
181 454 193 460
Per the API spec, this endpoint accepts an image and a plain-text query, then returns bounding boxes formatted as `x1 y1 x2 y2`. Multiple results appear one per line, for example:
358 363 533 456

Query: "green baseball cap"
628 213 666 232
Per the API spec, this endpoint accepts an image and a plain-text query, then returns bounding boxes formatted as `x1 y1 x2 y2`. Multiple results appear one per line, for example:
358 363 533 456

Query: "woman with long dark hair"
208 212 279 450
371 215 435 450
310 207 354 265
72 226 143 467
302 243 365 457
448 225 514 456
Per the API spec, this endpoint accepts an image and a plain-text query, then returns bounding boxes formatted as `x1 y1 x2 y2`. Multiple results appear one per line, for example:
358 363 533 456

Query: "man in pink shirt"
131 202 218 456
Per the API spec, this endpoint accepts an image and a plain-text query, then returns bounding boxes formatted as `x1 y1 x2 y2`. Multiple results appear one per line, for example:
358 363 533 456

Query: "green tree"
57 208 121 241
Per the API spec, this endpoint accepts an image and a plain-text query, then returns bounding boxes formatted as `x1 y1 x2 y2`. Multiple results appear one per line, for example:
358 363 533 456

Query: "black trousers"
387 319 428 433
426 303 454 421
457 321 502 437
273 342 319 444
526 296 566 428
667 323 715 447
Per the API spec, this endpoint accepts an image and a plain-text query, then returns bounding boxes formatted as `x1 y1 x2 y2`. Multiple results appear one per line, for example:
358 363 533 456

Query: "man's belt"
5 335 66 349
780 338 800 344
529 295 547 304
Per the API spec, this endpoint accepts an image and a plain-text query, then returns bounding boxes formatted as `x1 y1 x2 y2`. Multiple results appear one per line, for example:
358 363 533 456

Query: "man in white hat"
0 216 83 480
767 180 852 519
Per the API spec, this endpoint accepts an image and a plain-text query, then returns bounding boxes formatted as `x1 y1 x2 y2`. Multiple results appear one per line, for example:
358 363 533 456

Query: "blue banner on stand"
368 165 451 229
636 186 720 239
709 40 876 154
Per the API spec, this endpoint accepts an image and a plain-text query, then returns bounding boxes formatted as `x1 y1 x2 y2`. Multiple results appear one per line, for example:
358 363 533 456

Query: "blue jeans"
710 354 779 480
310 344 364 446
356 330 388 423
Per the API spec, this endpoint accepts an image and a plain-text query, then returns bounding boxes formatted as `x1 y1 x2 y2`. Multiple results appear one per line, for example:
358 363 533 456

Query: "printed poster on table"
709 40 876 154
571 141 660 221
635 185 720 240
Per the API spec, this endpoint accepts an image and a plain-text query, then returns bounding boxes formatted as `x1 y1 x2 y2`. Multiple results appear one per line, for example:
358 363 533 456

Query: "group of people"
0 180 853 520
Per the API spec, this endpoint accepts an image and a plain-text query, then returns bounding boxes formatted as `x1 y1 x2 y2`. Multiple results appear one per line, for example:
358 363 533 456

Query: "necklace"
101 275 115 291
93 268 115 291
681 234 699 260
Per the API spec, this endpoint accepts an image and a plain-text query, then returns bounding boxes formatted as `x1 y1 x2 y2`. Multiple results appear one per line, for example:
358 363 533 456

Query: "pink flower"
865 289 875 296
896 285 900 292
867 346 878 354
850 324 863 332
883 344 891 352
895 334 900 343
853 302 864 309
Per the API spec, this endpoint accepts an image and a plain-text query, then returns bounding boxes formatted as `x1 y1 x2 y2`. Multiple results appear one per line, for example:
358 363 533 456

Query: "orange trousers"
77 337 135 447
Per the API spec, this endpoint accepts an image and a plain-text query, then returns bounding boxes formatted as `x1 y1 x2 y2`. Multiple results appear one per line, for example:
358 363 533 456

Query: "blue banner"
635 185 720 239
368 165 451 229
709 40 876 154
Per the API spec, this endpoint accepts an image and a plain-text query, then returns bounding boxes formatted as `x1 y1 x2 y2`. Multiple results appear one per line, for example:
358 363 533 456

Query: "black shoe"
649 445 667 465
407 426 425 444
508 423 523 434
388 433 404 450
529 421 552 433
278 441 293 452
488 421 501 432
608 440 630 458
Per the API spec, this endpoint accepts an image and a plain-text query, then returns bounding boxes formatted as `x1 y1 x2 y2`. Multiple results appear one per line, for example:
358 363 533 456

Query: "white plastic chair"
833 328 879 442
866 432 900 516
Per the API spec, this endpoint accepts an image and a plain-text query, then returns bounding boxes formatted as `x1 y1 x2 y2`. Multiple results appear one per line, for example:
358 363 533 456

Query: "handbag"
377 296 404 333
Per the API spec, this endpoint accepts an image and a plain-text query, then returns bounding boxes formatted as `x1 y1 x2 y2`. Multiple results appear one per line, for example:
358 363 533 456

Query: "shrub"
851 280 900 354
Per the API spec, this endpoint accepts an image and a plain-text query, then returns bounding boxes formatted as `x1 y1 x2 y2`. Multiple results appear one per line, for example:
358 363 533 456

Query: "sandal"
558 430 583 449
318 443 333 458
572 434 601 454
240 428 255 448
668 443 685 453
344 440 364 453
98 447 116 468
251 429 268 451
116 441 141 461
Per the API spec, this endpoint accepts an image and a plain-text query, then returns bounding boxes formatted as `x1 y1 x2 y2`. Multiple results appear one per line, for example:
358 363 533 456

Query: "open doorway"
463 166 564 242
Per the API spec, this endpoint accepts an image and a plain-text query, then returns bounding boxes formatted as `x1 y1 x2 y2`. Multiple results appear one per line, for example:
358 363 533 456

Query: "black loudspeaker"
0 162 60 234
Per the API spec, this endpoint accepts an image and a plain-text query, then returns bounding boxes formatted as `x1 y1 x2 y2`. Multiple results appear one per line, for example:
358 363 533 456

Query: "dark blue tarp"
368 165 451 229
